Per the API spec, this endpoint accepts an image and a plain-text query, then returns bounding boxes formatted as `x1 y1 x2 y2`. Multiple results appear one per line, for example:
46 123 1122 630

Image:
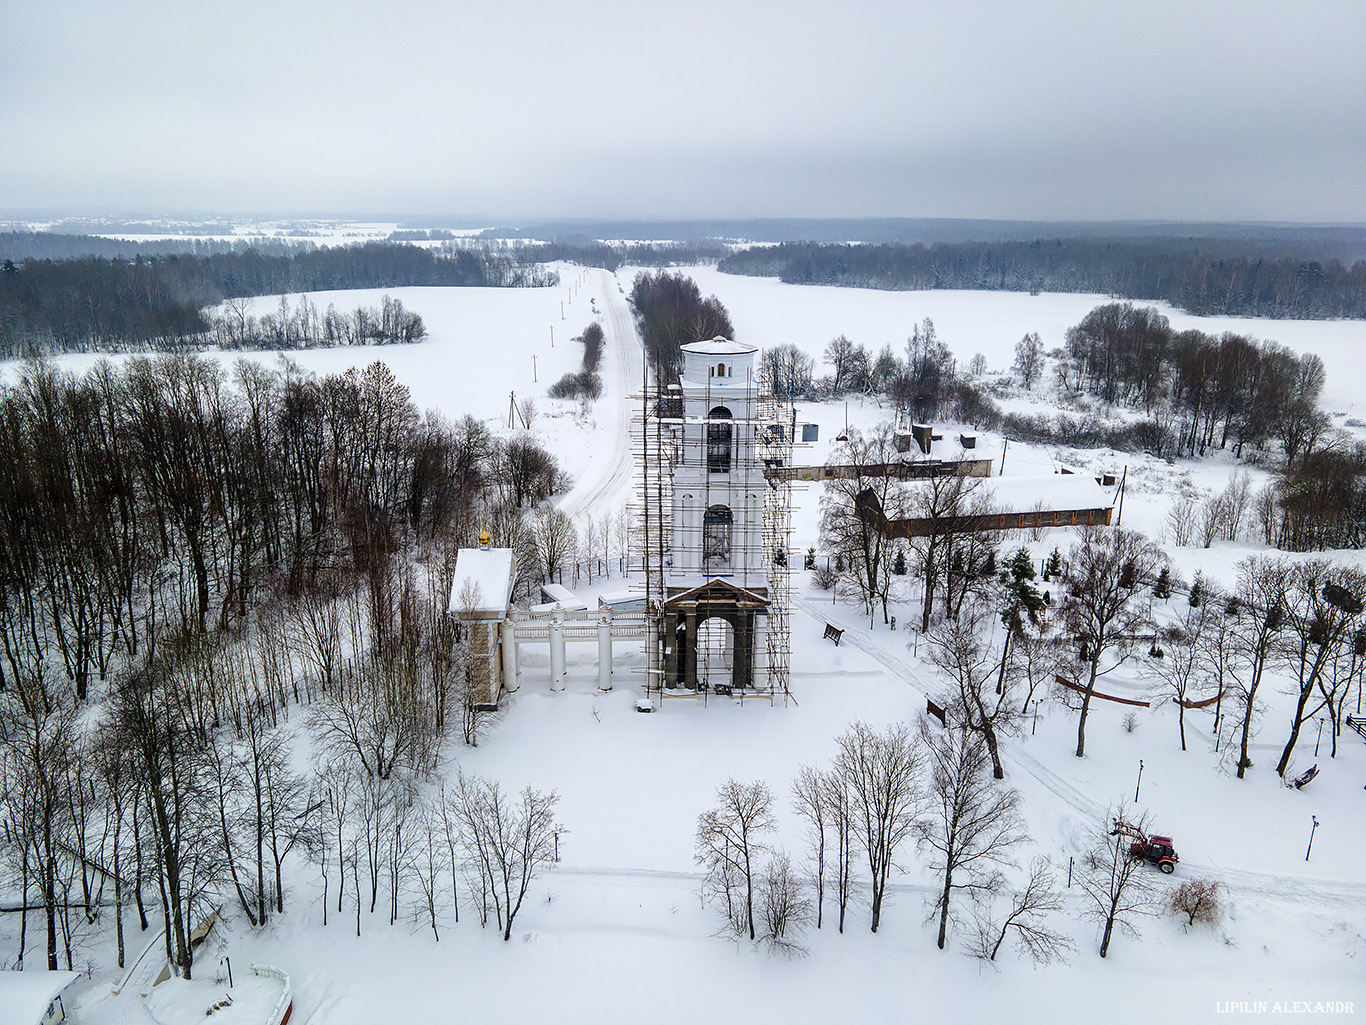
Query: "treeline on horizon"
0 243 554 357
718 240 1366 319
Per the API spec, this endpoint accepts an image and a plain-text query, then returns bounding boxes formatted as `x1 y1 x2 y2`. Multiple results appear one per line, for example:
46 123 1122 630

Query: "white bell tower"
669 338 766 590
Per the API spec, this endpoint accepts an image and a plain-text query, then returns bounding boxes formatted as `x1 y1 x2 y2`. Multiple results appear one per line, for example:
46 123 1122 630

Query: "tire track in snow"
791 594 1366 905
554 268 641 523
549 864 938 898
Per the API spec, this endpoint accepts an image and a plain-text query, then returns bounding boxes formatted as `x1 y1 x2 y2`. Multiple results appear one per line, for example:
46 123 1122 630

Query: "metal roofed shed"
536 582 588 611
0 969 80 1025
597 588 647 611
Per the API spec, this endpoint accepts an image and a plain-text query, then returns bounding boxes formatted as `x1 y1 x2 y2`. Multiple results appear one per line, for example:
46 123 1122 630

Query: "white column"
501 619 519 693
549 607 566 691
597 610 613 691
753 613 769 692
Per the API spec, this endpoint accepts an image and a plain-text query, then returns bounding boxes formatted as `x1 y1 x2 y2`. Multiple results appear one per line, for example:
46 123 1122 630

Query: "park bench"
823 623 843 646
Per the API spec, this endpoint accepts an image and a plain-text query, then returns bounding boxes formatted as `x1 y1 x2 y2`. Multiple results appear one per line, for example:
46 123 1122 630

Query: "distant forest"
718 240 1366 319
0 242 553 356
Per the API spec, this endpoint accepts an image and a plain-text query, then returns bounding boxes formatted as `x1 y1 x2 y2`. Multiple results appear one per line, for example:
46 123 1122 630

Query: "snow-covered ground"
6 269 1364 1024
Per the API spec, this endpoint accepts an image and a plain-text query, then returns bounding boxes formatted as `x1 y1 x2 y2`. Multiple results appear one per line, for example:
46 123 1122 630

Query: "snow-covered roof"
596 587 646 610
894 423 1000 463
0 970 79 1025
971 473 1117 512
681 337 756 356
539 583 587 610
449 548 515 616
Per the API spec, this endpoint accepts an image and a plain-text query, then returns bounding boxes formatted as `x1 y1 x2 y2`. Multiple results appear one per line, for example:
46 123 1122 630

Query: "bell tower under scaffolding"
633 337 793 705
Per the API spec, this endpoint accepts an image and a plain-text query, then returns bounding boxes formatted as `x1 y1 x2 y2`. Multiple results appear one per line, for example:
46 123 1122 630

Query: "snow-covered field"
7 268 1364 1024
680 265 1366 416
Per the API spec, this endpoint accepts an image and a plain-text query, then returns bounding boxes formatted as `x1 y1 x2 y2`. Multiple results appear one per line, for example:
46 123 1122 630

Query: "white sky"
3 1 1364 222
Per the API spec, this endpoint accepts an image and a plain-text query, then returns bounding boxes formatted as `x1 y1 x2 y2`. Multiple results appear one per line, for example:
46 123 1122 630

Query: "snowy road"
554 268 642 523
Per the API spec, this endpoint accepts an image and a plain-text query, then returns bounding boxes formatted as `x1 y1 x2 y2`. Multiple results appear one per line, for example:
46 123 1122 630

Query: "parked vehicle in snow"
1110 819 1179 873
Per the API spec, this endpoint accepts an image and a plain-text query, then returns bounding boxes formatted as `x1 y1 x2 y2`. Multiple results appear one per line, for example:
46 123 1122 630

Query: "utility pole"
1000 438 1008 475
531 354 538 382
1116 466 1128 526
550 324 554 347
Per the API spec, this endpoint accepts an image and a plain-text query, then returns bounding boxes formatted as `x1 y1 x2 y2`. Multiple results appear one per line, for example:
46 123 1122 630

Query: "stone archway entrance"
696 617 734 691
661 579 768 693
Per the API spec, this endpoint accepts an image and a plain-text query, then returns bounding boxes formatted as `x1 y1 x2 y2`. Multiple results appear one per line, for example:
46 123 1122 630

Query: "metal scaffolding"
629 365 796 706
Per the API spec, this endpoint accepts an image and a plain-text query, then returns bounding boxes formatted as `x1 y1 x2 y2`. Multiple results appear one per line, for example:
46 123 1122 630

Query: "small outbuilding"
0 969 81 1025
449 528 516 707
862 473 1118 538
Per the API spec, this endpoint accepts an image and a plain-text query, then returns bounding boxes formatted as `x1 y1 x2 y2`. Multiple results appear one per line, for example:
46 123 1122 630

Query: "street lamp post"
1134 759 1144 803
1306 815 1319 861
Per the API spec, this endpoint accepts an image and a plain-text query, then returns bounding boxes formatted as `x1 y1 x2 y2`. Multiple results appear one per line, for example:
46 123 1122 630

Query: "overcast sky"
3 1 1364 223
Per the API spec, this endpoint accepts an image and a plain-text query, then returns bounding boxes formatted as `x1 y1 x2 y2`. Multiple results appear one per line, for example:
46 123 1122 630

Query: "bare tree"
533 506 577 585
112 662 224 979
1169 879 1222 929
1221 470 1253 541
1060 527 1164 758
832 721 923 933
1144 600 1216 751
758 852 812 955
1165 494 1197 547
613 506 634 575
824 335 861 393
695 779 775 941
928 609 1019 780
970 857 1072 964
1080 804 1159 958
760 343 815 400
412 795 446 941
818 423 905 623
918 720 1026 949
290 579 346 695
1231 556 1290 778
790 765 827 928
1199 491 1228 548
0 684 80 970
1274 561 1366 777
452 772 562 942
1013 332 1044 390
821 769 858 934
1012 628 1059 717
906 473 987 631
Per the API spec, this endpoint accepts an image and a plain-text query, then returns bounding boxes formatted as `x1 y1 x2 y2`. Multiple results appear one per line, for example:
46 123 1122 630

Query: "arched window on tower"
703 505 733 573
716 363 726 377
707 405 732 473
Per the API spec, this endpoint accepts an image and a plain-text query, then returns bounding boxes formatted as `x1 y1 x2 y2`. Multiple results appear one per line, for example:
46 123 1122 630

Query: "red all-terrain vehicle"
1110 820 1179 874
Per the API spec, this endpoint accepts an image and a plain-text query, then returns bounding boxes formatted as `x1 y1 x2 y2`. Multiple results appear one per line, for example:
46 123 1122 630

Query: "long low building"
860 473 1118 538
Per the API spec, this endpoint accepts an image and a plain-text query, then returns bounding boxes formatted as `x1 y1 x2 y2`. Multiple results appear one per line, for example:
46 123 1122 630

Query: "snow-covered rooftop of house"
681 337 756 356
905 426 1000 464
967 472 1118 512
449 548 515 616
0 970 79 1025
